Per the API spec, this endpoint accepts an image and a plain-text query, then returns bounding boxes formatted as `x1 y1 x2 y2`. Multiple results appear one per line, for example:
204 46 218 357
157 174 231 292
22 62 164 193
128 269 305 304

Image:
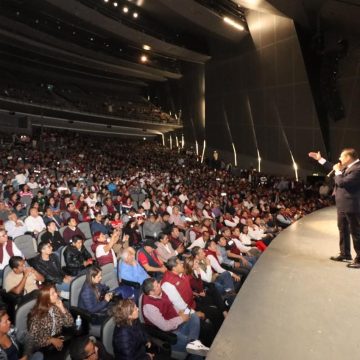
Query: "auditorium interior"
0 0 359 359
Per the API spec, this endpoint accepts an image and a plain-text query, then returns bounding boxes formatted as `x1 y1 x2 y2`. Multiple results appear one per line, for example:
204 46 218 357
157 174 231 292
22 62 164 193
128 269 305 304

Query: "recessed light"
143 44 151 51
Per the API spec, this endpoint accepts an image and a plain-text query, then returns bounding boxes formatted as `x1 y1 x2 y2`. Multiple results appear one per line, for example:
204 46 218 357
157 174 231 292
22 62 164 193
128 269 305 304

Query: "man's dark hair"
343 148 358 160
38 240 51 253
67 217 76 225
9 256 23 270
46 220 55 228
142 277 156 295
191 246 201 258
69 335 92 360
71 235 84 244
165 256 178 271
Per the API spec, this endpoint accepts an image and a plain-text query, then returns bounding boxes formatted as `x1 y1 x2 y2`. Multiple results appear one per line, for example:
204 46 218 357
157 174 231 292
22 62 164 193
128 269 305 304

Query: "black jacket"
32 253 64 284
324 160 360 212
64 245 92 276
41 231 65 251
113 321 149 360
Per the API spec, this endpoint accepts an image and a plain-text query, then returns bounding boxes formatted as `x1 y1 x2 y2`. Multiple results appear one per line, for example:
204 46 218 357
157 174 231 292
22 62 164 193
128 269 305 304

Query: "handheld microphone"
327 162 341 177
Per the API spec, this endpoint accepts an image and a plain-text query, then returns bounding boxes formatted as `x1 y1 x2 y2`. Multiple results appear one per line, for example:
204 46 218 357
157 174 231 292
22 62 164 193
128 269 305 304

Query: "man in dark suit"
309 148 360 268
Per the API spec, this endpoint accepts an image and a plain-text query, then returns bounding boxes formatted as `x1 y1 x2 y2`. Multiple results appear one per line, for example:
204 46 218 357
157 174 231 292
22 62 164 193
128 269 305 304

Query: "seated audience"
90 213 109 235
41 221 66 253
4 256 43 296
142 213 163 239
62 217 86 244
111 299 156 360
118 247 149 286
142 278 209 358
138 239 166 280
63 202 83 223
0 309 43 360
27 284 74 359
91 231 119 267
184 256 228 317
161 257 217 343
63 235 93 276
69 335 113 360
32 241 72 295
156 232 184 263
187 230 210 250
78 265 113 322
4 212 27 239
0 229 23 279
42 207 62 229
24 208 46 236
122 218 142 249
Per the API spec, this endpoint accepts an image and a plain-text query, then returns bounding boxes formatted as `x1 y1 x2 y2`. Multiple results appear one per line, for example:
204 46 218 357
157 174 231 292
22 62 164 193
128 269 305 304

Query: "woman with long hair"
111 299 155 360
27 284 74 359
183 257 227 328
78 265 113 321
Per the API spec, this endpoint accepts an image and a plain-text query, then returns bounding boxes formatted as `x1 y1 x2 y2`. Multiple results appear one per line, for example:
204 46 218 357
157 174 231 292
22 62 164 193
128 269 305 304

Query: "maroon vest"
91 242 114 266
142 292 179 326
162 271 195 309
0 241 14 263
204 248 222 273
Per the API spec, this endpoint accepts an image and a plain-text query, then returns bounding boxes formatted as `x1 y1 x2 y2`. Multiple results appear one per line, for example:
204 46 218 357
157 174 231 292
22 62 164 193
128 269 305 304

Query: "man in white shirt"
4 212 28 239
187 231 210 250
24 207 46 235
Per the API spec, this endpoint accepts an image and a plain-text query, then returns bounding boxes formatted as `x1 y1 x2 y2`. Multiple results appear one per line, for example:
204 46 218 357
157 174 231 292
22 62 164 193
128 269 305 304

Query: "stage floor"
208 206 360 360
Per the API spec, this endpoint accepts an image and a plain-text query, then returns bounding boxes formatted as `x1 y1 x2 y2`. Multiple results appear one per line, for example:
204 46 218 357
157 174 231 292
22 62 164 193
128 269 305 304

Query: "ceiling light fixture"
223 16 244 31
123 6 129 13
113 2 118 7
140 55 148 63
142 44 151 51
133 12 138 18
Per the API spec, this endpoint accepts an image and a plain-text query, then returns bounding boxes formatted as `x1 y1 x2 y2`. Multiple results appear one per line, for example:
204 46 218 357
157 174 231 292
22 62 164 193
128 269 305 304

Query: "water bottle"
75 315 82 330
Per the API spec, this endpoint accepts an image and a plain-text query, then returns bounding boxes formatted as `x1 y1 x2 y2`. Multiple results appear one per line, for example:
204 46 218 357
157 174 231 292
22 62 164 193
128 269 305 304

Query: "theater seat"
101 317 115 356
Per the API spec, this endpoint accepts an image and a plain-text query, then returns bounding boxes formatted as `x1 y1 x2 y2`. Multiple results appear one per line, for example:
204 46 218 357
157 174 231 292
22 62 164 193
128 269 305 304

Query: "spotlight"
123 6 129 13
140 55 148 63
223 16 244 31
142 44 151 51
133 12 138 18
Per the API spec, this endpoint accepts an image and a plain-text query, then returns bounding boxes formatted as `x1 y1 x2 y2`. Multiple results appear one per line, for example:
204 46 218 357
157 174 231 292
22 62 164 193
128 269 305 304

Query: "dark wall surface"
204 11 327 176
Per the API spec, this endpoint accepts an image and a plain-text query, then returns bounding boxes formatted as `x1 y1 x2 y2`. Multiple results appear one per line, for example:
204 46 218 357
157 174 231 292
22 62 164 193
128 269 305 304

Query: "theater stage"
208 207 360 360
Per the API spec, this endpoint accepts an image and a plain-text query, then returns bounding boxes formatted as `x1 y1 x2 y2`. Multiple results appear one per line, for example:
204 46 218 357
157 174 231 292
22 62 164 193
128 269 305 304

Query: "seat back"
61 245 67 267
84 239 94 257
59 226 67 238
101 263 118 291
78 222 92 240
1 265 12 287
101 317 116 356
37 230 46 244
15 298 37 342
69 274 86 307
138 294 145 323
13 235 37 259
